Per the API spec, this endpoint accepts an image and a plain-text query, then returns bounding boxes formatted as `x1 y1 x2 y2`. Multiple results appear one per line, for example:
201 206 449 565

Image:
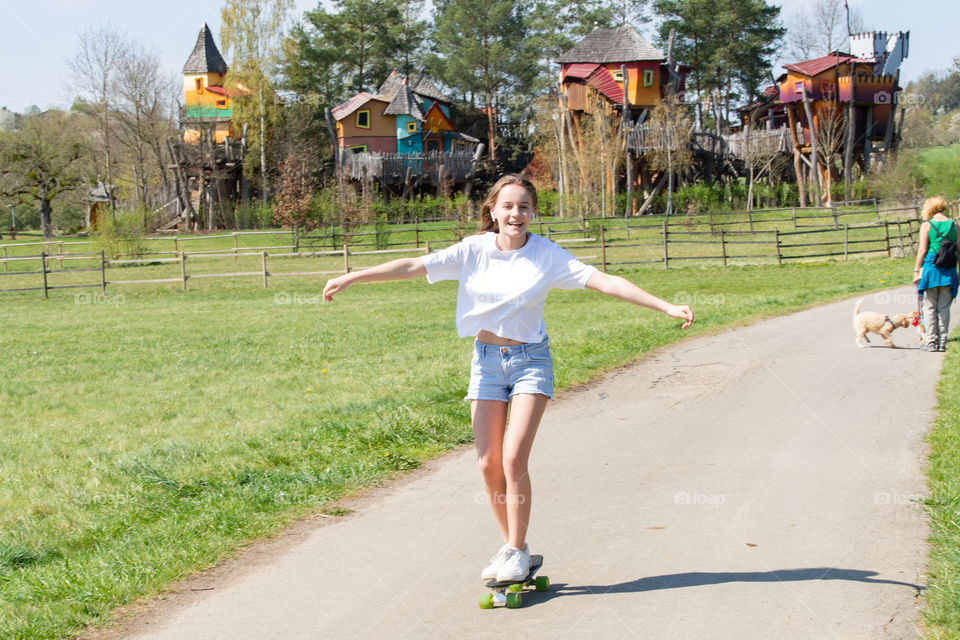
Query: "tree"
221 0 294 205
785 0 865 62
288 0 423 104
427 0 537 162
0 111 92 238
113 42 178 216
68 24 127 217
655 0 784 130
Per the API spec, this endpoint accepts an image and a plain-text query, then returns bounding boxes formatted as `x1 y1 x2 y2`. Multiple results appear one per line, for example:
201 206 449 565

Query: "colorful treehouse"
329 71 482 194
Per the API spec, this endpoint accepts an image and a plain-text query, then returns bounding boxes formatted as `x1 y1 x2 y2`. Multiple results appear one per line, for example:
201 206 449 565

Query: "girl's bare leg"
501 393 549 550
472 399 510 541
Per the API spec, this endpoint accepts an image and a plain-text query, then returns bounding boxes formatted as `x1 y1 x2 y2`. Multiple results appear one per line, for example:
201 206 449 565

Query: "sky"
0 0 956 114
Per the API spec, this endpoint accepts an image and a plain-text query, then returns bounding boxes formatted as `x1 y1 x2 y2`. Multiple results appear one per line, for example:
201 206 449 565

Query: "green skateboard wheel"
479 592 494 609
508 582 524 592
506 591 523 609
535 575 550 592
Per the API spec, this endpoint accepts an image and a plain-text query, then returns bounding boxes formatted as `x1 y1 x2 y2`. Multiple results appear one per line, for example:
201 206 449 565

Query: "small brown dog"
853 299 916 348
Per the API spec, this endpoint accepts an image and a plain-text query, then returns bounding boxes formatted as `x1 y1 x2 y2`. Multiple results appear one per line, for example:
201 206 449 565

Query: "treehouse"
774 31 909 205
182 23 235 145
556 25 693 215
330 71 482 193
170 23 246 231
558 25 691 119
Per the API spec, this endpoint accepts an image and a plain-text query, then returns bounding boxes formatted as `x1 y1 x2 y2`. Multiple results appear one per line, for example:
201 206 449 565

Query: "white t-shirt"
421 232 598 343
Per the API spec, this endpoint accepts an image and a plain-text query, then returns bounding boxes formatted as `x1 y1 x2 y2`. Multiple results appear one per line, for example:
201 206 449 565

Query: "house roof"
383 82 426 121
564 63 601 80
183 24 228 75
558 25 663 64
783 52 874 77
331 92 387 121
410 72 448 102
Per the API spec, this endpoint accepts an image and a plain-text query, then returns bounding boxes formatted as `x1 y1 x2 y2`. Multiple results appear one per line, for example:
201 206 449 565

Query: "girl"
913 195 959 352
323 175 694 581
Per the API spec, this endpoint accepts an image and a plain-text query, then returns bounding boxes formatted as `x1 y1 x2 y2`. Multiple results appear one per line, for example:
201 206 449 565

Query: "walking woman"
323 175 694 581
913 195 959 351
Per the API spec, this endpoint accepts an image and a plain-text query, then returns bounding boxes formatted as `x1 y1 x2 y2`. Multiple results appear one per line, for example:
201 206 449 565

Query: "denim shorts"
465 337 554 402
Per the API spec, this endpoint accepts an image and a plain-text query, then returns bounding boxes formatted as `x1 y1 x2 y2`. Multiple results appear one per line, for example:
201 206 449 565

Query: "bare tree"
785 0 865 61
68 24 127 217
814 99 848 205
113 42 179 217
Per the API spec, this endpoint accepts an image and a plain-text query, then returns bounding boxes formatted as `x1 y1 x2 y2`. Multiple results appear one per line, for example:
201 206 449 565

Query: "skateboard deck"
478 554 549 609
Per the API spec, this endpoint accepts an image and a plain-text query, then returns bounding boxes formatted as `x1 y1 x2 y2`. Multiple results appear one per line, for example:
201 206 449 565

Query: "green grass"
0 256 920 639
918 146 960 199
924 344 960 638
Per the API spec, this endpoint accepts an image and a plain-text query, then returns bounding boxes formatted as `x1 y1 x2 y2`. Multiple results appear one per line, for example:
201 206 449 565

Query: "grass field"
0 254 924 639
923 343 960 639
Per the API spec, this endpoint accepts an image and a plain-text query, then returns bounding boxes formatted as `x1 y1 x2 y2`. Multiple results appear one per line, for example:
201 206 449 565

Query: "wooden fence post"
884 222 891 257
775 230 782 265
180 252 188 290
792 208 797 232
58 241 64 269
720 228 727 267
100 250 106 294
662 220 669 269
174 237 179 253
261 251 268 288
415 218 420 248
41 251 48 298
234 234 239 261
343 243 349 273
600 224 607 272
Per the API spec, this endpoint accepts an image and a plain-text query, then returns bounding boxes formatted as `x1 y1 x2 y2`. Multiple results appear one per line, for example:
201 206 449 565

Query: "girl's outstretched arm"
323 257 427 301
585 271 694 329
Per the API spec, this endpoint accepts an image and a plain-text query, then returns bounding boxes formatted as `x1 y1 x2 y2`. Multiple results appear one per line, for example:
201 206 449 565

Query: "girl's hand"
322 275 351 301
667 304 694 329
912 271 921 285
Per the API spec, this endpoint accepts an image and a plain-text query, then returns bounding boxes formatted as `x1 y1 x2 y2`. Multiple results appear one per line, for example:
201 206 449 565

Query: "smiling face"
491 183 536 242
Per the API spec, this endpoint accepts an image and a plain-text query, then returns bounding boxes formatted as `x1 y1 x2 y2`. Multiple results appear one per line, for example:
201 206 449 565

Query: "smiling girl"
323 174 693 581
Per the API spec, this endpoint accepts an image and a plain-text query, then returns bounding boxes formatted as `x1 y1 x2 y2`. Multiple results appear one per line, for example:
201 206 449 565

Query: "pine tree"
426 0 536 162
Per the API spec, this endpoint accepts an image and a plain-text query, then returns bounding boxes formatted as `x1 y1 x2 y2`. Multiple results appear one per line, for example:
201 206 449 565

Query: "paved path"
108 288 946 639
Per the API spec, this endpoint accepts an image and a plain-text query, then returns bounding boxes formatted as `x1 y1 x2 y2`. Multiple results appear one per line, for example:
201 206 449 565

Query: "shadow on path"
520 568 923 607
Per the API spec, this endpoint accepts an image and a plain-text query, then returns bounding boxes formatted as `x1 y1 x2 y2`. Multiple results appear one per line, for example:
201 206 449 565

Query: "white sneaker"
481 543 529 580
495 546 531 582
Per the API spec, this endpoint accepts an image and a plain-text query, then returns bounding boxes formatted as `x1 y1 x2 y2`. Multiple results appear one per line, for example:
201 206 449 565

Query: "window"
348 145 367 154
820 81 836 99
795 81 804 94
426 139 441 153
195 78 203 93
611 69 624 82
643 69 655 87
356 110 370 129
216 100 227 109
406 121 418 133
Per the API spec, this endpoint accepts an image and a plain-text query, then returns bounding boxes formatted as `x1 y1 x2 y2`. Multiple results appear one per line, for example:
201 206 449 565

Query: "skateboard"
478 554 549 609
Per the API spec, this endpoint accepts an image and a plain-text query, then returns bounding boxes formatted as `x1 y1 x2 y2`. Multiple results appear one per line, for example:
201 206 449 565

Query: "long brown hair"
478 174 538 233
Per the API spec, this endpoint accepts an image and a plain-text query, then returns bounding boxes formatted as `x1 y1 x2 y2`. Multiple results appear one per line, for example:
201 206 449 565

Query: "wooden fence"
0 216 921 297
0 246 430 297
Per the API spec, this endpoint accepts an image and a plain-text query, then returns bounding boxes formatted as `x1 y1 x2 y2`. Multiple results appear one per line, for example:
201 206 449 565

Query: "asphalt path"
99 287 946 640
